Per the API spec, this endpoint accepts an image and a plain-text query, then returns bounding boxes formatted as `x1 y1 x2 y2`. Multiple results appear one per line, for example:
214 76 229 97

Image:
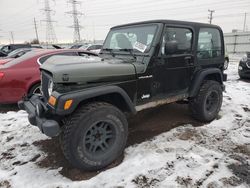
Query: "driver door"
151 26 195 98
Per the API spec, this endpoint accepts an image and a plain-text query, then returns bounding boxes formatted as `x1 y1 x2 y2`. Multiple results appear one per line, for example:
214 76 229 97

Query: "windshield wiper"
118 49 136 59
102 48 115 57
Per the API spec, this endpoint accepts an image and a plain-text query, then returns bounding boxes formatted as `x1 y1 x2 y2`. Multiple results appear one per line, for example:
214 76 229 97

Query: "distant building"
224 31 250 53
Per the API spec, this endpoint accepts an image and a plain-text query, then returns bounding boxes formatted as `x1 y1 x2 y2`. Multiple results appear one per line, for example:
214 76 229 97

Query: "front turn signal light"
48 96 57 106
64 99 73 110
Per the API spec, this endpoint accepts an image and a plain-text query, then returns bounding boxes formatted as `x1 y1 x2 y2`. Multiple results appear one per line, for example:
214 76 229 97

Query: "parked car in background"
0 58 13 65
0 48 34 65
238 52 250 79
70 44 84 49
224 51 229 70
70 43 103 53
0 48 33 59
0 51 7 57
0 44 32 55
0 49 97 104
80 44 103 54
31 45 43 49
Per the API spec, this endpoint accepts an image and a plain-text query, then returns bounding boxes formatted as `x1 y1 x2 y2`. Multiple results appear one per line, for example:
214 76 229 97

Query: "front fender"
52 85 136 115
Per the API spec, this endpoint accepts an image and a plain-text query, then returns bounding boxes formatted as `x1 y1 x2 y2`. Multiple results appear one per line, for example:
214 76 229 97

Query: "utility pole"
34 18 40 43
208 9 215 24
41 0 57 44
66 0 83 43
243 12 247 32
10 31 14 44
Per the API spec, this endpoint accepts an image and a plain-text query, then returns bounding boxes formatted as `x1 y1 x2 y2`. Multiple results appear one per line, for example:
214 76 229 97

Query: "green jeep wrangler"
19 20 227 171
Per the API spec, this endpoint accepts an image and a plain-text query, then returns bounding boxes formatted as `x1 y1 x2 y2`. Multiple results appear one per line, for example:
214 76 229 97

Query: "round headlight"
48 79 53 96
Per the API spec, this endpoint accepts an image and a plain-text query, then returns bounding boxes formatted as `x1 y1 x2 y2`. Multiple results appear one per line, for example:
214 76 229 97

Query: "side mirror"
165 40 178 55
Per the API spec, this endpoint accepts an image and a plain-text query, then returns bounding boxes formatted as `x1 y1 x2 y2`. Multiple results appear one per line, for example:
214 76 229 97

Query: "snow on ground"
0 59 250 188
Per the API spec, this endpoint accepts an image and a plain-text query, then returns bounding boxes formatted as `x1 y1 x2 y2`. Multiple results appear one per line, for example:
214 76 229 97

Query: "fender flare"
189 68 223 97
54 85 136 115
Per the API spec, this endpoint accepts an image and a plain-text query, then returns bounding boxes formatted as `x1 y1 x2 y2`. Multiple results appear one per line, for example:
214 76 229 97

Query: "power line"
85 0 249 16
41 0 57 44
66 0 83 43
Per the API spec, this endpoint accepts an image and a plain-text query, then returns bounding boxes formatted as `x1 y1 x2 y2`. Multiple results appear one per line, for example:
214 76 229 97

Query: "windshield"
103 25 158 53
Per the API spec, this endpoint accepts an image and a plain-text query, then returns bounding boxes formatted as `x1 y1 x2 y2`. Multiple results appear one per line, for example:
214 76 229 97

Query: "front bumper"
238 68 250 78
238 61 250 78
18 95 60 137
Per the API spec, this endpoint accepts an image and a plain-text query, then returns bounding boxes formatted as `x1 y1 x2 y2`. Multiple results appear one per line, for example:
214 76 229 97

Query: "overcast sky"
0 0 249 44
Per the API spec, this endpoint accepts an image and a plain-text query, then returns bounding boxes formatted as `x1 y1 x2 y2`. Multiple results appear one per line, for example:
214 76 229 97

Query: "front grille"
41 71 52 100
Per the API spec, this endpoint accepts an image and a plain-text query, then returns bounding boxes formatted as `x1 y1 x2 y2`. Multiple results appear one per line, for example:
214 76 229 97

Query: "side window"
161 27 193 55
197 28 222 59
38 55 53 64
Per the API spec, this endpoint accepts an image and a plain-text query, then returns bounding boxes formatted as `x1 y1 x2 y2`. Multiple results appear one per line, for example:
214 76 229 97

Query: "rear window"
1 51 37 68
38 52 77 64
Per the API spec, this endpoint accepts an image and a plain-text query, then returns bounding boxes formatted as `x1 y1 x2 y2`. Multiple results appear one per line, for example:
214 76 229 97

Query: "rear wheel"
61 102 128 171
189 80 223 122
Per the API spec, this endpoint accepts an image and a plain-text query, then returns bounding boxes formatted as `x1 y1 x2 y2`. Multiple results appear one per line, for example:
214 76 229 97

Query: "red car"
0 49 97 104
0 58 13 65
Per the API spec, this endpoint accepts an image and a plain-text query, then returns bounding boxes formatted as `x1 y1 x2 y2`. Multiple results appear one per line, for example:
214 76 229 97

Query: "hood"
41 55 139 83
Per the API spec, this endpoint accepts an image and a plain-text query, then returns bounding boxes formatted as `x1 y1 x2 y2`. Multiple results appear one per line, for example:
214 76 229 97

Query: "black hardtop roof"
111 19 221 30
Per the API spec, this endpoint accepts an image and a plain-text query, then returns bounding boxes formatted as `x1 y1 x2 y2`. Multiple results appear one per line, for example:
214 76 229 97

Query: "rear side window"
197 28 222 59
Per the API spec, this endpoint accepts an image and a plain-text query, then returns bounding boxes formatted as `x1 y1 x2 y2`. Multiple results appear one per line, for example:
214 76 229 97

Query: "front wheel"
189 80 223 122
61 102 128 171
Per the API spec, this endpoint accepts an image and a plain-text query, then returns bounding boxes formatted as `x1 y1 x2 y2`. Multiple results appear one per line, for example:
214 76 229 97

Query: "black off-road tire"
189 80 223 122
60 102 128 171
